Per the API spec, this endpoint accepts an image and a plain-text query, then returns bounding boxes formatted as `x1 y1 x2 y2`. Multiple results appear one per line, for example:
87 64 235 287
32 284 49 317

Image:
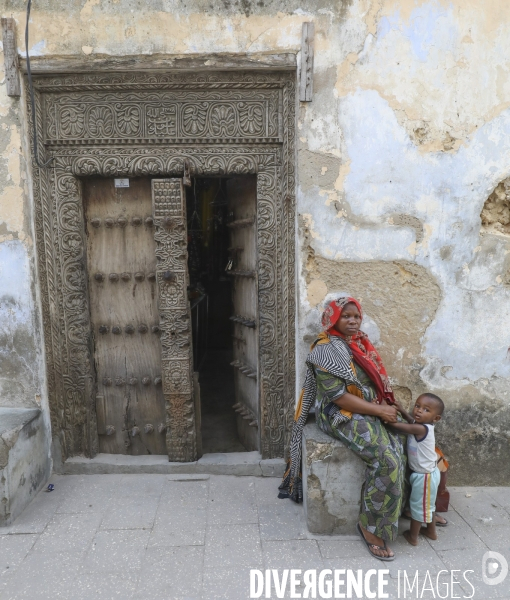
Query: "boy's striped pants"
409 467 441 523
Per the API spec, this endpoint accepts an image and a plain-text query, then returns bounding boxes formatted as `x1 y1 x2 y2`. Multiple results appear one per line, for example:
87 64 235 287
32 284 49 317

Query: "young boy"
389 393 444 546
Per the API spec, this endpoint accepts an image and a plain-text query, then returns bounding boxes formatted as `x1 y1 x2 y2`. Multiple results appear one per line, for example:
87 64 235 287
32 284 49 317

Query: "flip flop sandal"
356 523 395 562
435 515 448 527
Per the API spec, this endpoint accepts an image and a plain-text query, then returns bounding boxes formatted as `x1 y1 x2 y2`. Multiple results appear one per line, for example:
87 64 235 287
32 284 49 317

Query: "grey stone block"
0 408 51 527
149 507 207 547
208 476 258 525
260 458 286 477
439 547 510 599
0 548 85 600
83 529 151 573
202 567 253 600
55 475 122 514
262 539 323 570
32 512 102 553
0 533 37 575
135 546 204 599
158 479 209 513
0 487 60 534
64 571 139 600
254 476 282 505
100 475 165 530
302 421 365 535
318 539 373 560
258 502 308 541
204 524 262 569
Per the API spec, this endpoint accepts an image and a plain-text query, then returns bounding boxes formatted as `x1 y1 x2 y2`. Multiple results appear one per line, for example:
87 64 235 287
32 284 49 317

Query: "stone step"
0 407 50 526
61 451 285 477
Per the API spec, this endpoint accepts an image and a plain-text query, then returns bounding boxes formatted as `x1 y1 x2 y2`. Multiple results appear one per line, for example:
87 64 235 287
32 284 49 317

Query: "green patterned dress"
314 363 407 542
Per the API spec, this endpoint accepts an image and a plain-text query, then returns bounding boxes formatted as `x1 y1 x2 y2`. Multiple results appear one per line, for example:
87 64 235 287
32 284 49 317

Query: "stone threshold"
61 451 286 477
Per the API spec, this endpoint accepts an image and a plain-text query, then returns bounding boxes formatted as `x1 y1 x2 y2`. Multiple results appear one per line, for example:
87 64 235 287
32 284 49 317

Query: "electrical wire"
25 0 53 168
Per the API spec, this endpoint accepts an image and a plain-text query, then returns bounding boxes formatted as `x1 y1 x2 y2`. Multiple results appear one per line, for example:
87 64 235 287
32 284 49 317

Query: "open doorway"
186 176 259 454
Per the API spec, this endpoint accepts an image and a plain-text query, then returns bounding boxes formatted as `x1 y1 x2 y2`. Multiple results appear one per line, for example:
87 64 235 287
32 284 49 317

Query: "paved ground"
0 475 509 600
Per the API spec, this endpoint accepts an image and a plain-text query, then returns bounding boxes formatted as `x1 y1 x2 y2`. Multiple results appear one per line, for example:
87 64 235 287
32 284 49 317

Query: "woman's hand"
377 404 398 423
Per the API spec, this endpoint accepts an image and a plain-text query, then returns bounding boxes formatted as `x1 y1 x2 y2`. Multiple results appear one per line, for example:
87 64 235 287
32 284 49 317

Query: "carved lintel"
1 19 20 97
299 22 314 102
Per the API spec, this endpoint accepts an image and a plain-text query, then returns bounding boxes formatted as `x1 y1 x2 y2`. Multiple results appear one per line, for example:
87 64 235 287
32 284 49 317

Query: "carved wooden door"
227 176 259 451
151 178 198 462
86 177 199 461
85 178 167 455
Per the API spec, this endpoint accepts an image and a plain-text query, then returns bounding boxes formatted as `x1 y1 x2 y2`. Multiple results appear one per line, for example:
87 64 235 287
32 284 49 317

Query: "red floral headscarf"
322 297 395 405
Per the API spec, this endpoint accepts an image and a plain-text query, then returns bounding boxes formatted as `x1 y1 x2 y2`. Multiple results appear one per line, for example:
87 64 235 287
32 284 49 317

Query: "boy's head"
412 393 444 425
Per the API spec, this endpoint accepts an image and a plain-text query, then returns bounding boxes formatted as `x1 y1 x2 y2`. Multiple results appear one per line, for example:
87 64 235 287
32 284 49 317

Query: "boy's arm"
388 421 428 436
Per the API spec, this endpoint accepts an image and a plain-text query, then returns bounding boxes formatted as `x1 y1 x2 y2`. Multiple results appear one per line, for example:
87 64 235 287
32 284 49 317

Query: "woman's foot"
358 523 394 559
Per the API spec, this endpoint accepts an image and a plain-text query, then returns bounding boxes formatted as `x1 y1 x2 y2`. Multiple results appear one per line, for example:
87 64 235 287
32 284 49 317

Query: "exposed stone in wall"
389 214 424 243
307 255 442 392
437 399 510 486
298 149 342 193
457 232 510 290
391 385 412 410
481 179 510 235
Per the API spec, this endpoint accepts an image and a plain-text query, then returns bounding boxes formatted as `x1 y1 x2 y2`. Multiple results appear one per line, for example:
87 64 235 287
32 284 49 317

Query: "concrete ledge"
0 408 50 527
62 451 286 477
303 420 365 535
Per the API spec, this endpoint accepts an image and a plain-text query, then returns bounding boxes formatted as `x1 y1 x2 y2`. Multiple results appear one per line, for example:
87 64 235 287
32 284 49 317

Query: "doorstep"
60 451 286 477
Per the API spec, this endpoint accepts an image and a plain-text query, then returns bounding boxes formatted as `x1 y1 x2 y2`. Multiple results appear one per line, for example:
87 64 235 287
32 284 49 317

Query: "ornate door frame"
27 69 296 462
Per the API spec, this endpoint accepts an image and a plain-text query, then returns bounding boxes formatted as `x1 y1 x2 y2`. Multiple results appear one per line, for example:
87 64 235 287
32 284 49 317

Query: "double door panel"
85 178 166 455
85 175 258 456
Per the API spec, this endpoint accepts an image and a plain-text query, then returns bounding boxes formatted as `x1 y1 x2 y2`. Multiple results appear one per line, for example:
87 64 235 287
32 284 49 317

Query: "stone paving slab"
262 539 324 570
134 545 204 599
0 475 509 599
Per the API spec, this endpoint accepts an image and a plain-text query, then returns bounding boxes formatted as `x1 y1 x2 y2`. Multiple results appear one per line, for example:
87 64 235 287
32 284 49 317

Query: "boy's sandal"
356 523 395 562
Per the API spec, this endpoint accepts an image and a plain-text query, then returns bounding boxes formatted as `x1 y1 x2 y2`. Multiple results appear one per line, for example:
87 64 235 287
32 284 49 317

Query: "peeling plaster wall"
1 0 510 483
0 35 51 477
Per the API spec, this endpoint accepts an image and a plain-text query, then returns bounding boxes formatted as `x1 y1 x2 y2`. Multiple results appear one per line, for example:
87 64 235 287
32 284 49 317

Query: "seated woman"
279 296 405 561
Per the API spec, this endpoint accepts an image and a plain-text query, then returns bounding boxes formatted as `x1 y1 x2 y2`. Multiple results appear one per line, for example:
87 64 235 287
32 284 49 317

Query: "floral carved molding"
28 70 296 461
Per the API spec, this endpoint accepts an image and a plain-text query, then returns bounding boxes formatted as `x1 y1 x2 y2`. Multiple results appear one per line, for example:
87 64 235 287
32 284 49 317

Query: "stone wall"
1 0 509 483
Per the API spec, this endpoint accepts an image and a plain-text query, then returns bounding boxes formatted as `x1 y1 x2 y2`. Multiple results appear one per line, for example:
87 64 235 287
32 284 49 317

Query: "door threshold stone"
60 451 285 477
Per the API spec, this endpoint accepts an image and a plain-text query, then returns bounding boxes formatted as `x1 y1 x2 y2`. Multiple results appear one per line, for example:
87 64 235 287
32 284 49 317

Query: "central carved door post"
152 178 198 462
